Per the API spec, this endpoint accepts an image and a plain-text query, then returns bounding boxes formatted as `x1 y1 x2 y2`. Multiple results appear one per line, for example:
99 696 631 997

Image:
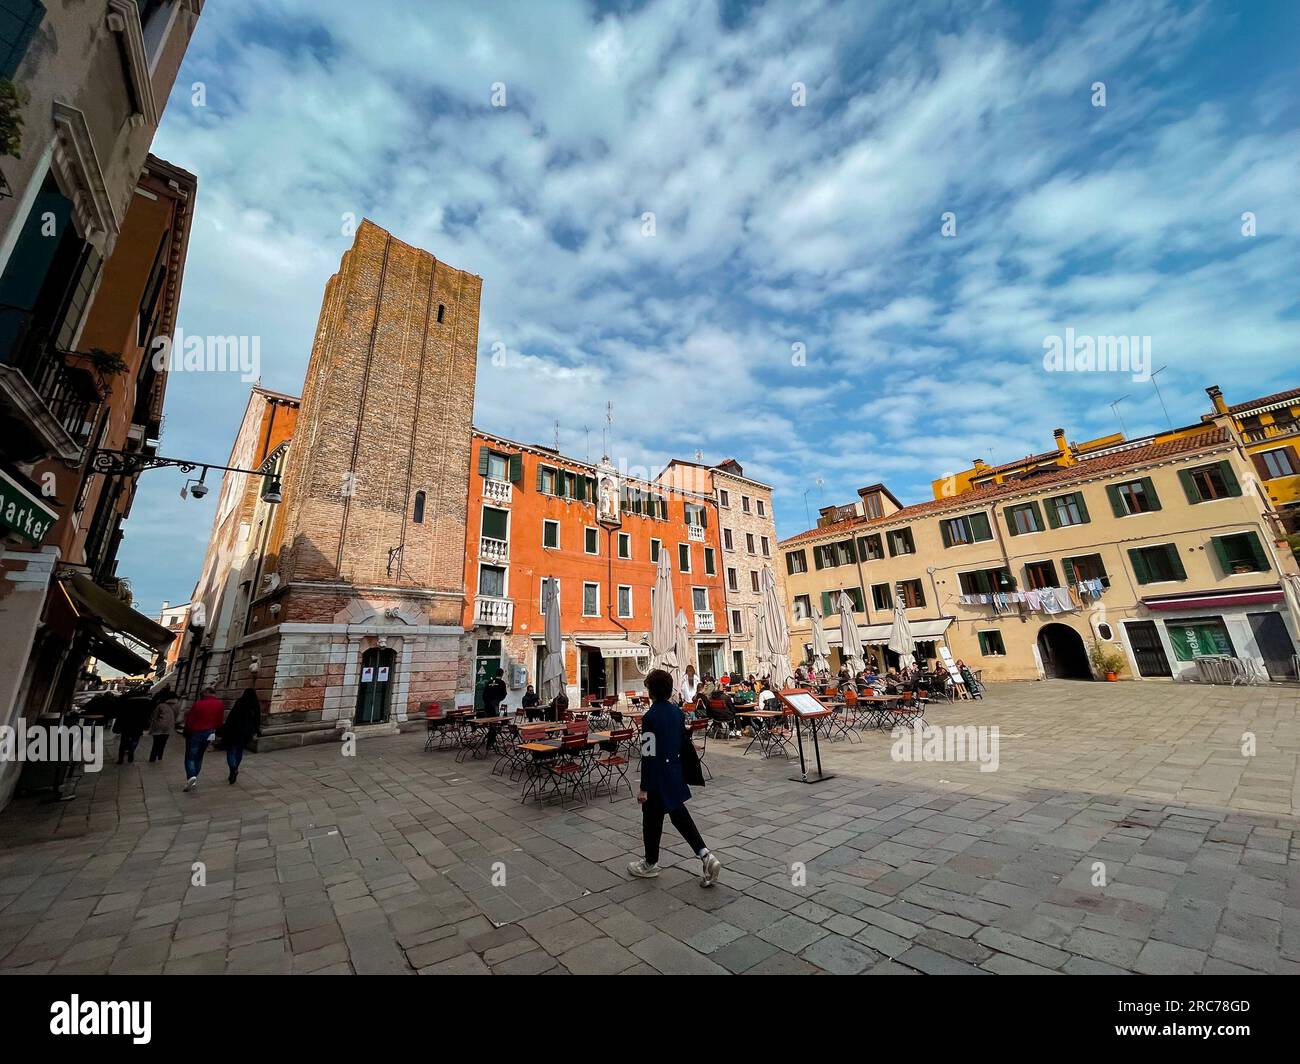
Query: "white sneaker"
184 776 197 792
627 859 660 879
700 853 722 888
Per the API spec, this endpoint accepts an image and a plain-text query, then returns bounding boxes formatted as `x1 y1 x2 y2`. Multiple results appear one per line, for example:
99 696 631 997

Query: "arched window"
412 491 426 523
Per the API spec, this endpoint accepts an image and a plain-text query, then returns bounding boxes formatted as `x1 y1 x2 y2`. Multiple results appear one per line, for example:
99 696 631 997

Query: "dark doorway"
1248 613 1297 682
581 648 607 700
354 647 395 724
473 638 502 710
1036 623 1092 679
1124 620 1172 677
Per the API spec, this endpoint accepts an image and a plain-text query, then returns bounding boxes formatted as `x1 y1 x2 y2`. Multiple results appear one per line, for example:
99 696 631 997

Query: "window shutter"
971 512 991 540
1167 545 1186 580
1217 461 1242 497
978 632 989 655
477 450 489 476
940 520 953 548
1029 501 1044 531
508 453 523 483
1128 547 1151 585
1045 499 1061 529
821 592 832 617
536 465 546 492
785 553 796 576
1178 469 1200 504
813 547 824 571
1251 452 1272 480
1073 493 1090 523
1140 477 1161 511
1106 484 1125 517
1062 558 1076 586
574 475 586 502
1211 536 1232 576
1246 531 1270 572
699 507 707 529
1004 507 1021 536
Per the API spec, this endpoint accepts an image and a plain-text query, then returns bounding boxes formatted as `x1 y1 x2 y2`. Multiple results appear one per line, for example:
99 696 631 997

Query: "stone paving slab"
1 681 1297 974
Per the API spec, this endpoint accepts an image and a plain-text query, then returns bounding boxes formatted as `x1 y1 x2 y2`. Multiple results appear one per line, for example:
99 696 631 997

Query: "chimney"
1053 428 1072 461
1206 384 1228 415
971 458 987 471
161 600 169 611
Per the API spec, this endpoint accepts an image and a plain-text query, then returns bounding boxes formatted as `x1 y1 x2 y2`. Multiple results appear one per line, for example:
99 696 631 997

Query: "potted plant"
1088 639 1127 682
0 79 26 159
87 348 128 376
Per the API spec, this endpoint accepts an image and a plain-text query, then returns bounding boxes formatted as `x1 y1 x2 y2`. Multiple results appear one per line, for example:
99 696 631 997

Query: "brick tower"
243 221 481 745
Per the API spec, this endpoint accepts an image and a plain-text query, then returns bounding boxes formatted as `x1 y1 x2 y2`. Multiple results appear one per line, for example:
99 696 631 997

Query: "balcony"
687 525 705 542
480 536 509 562
0 305 105 463
693 610 715 632
474 595 514 629
484 478 512 504
1243 421 1298 443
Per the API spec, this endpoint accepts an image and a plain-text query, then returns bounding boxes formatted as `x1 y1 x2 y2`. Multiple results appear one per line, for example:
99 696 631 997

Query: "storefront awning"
823 617 953 646
576 636 651 659
85 630 153 675
60 572 176 650
1142 587 1284 611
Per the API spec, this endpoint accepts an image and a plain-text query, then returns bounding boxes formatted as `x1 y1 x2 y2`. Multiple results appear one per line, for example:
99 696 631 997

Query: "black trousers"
642 794 706 866
148 735 169 761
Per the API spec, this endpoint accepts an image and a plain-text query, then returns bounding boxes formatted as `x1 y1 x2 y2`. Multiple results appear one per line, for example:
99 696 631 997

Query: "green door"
355 648 395 724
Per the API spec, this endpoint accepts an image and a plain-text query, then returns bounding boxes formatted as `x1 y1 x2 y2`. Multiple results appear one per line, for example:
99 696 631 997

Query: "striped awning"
1143 587 1284 611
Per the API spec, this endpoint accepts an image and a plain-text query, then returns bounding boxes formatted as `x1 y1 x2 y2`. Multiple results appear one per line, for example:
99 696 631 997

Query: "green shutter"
536 465 546 492
1005 507 1021 536
1073 493 1090 524
477 450 489 476
978 631 990 655
1167 545 1186 580
1045 498 1061 529
814 547 824 571
699 506 707 529
1211 536 1232 576
940 520 953 548
1218 461 1242 497
508 453 523 483
1062 558 1076 586
1029 501 1044 531
1141 477 1161 511
1247 531 1270 571
1129 547 1151 585
821 592 831 616
971 512 991 540
1178 469 1201 504
574 475 586 502
1106 484 1125 517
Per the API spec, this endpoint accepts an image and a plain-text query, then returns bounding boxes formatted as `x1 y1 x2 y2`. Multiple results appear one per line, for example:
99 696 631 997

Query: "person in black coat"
480 672 507 717
112 689 151 764
521 684 541 722
217 688 261 784
628 669 721 887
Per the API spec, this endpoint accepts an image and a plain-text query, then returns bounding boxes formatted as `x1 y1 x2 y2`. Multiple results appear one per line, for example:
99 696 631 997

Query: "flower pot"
1105 671 1118 682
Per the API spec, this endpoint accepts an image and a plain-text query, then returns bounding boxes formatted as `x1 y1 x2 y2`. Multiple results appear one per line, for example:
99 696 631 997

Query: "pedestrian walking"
480 670 507 716
148 687 179 762
112 687 151 764
182 687 225 792
627 669 721 887
217 688 261 784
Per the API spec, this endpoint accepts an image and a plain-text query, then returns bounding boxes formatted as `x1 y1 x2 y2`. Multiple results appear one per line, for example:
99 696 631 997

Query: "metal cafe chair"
546 733 592 807
687 718 712 780
422 702 452 751
591 727 634 802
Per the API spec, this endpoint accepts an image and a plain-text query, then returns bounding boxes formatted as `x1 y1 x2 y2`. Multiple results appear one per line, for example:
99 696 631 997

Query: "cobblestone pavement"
1 680 1298 975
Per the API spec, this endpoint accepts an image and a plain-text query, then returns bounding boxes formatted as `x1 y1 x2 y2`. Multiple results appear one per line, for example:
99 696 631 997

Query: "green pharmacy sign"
0 469 57 546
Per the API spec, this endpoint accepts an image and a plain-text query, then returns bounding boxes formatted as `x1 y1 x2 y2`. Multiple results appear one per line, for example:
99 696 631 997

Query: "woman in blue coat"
628 669 722 886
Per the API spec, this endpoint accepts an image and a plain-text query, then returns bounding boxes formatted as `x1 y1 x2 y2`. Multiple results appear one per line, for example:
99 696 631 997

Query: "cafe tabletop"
736 709 782 719
518 733 614 753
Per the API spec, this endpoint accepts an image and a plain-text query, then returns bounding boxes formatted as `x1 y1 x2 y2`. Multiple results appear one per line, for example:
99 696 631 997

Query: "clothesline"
956 578 1106 614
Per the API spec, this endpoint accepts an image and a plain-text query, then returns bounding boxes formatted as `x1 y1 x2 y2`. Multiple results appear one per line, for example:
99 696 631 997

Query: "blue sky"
123 0 1300 619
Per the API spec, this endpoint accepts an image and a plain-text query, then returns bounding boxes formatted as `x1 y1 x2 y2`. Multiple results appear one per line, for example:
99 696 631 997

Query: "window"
540 577 560 611
757 499 766 517
617 532 631 559
412 491 426 524
730 609 743 634
1180 461 1242 503
1004 502 1044 535
887 528 915 556
1211 531 1270 575
822 587 864 614
761 535 770 558
1256 448 1298 480
584 527 598 555
1023 560 1058 590
871 583 893 610
859 534 884 562
479 450 510 481
745 533 756 554
1062 554 1108 587
684 503 708 528
723 528 734 551
863 493 884 519
1108 478 1161 516
793 595 811 621
650 539 661 562
617 585 633 618
582 582 600 617
719 489 730 508
539 466 557 495
539 465 594 501
1128 544 1187 584
727 567 738 591
479 565 506 598
678 543 691 572
750 571 760 592
786 549 807 575
741 495 751 513
542 519 559 549
692 587 709 611
958 568 1012 595
482 506 508 542
896 579 925 609
940 512 992 546
977 630 1006 656
1045 492 1089 528
704 547 716 576
437 303 445 323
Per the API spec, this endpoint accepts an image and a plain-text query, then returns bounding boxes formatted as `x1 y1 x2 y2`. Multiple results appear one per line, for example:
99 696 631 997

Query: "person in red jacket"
182 688 225 792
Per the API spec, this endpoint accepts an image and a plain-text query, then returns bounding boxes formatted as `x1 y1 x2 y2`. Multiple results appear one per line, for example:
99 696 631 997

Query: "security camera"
189 481 209 499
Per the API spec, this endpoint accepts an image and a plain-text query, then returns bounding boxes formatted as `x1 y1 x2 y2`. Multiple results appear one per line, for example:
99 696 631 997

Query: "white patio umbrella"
648 549 677 674
753 598 771 679
673 609 692 698
809 602 832 677
761 567 792 688
539 578 565 702
838 591 865 674
887 593 916 669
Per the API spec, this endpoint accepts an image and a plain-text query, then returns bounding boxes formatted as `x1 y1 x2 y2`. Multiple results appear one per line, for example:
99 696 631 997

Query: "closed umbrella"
754 598 771 679
673 609 692 698
810 602 832 677
838 591 865 674
761 567 791 689
540 578 565 702
887 593 916 669
649 549 677 674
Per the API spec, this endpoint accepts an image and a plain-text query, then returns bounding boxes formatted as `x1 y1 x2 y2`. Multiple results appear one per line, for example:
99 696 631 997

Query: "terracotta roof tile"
1226 387 1300 415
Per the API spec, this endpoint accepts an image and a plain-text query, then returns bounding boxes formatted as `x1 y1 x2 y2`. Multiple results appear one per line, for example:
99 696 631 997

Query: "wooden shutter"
1246 531 1270 571
1106 484 1125 517
1128 547 1151 585
1045 498 1061 529
1251 452 1272 480
821 591 832 616
940 519 953 547
698 506 707 528
1167 545 1186 580
536 465 546 492
1061 557 1076 586
1217 461 1242 497
1211 536 1232 576
1178 469 1200 504
574 475 586 502
1004 506 1022 536
1073 493 1090 524
477 450 489 476
1140 477 1161 511
971 512 991 540
508 453 523 483
814 546 824 570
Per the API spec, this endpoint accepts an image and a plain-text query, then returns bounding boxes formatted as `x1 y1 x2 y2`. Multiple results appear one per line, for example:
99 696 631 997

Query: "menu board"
937 646 965 684
779 690 831 718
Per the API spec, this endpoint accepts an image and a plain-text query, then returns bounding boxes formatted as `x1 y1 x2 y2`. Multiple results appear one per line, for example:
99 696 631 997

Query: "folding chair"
591 728 634 802
687 718 712 780
889 691 928 731
422 702 449 751
546 733 591 807
508 723 550 782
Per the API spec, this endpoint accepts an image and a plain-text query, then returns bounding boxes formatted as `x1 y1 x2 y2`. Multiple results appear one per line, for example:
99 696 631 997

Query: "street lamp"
90 449 283 504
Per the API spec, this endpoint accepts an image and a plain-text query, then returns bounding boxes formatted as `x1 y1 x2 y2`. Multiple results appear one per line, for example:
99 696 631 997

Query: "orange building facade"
462 431 730 710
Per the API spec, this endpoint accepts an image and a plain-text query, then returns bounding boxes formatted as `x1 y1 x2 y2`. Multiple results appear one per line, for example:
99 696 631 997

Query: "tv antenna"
553 419 560 453
1110 395 1130 437
1149 365 1173 432
603 401 613 462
